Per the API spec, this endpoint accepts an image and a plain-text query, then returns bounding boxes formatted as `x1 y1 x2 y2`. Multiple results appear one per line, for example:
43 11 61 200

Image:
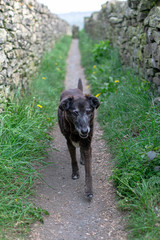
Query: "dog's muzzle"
79 127 90 139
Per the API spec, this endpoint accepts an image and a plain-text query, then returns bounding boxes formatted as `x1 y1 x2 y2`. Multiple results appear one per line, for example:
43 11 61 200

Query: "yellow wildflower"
42 77 46 80
114 80 120 83
57 67 60 71
86 85 90 89
96 93 101 98
93 71 96 74
37 104 43 108
93 65 96 69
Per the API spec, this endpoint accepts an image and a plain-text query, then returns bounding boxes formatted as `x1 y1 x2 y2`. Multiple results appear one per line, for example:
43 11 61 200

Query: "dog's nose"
81 128 88 135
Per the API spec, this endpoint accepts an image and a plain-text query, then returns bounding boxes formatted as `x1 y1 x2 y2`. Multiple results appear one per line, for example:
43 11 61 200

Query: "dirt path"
30 39 126 240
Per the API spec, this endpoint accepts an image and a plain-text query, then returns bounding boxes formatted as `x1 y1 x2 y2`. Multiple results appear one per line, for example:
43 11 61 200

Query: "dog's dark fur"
58 79 100 200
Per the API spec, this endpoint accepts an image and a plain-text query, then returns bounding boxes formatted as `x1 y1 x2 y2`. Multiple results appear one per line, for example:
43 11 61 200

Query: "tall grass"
0 36 71 238
79 30 160 240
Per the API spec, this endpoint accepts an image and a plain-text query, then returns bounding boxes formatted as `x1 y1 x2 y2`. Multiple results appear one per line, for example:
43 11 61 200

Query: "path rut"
30 39 126 240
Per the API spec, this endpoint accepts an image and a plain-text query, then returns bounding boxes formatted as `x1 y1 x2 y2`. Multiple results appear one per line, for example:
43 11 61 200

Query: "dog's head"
59 95 100 138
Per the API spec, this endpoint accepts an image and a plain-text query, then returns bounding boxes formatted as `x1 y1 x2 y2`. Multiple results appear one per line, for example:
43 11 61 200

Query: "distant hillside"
58 12 93 29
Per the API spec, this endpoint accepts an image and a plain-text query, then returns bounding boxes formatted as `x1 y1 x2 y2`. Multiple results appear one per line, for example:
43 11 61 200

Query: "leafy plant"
92 40 110 62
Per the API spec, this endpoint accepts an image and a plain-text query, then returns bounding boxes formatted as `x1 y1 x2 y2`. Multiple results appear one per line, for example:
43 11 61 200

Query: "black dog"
58 79 100 200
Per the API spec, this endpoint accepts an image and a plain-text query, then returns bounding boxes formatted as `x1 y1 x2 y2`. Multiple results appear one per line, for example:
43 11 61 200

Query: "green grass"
0 35 71 239
79 30 160 240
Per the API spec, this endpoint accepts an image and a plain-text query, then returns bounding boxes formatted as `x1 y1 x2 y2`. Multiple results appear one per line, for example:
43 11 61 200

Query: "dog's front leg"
67 140 79 180
80 148 85 165
81 146 93 200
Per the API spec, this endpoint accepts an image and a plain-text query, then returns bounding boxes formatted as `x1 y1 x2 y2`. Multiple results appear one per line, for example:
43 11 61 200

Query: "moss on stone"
137 49 143 61
140 33 147 45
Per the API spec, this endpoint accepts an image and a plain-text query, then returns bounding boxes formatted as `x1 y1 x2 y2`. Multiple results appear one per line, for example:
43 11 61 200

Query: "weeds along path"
30 39 126 240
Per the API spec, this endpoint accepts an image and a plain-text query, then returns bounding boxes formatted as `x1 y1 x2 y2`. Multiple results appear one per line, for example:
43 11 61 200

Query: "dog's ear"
59 97 73 111
85 95 100 109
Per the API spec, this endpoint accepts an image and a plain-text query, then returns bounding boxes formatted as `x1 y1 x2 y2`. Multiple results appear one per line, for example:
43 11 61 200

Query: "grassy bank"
79 30 160 240
0 36 71 239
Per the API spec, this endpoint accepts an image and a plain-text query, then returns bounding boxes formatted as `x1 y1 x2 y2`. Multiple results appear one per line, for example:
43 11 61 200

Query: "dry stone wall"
84 0 160 93
0 0 70 109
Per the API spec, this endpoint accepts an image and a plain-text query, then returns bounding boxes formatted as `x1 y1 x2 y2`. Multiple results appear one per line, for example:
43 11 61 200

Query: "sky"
37 0 111 14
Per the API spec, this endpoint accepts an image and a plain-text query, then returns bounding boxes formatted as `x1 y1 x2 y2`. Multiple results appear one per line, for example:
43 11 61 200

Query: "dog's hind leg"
80 148 85 165
67 140 79 180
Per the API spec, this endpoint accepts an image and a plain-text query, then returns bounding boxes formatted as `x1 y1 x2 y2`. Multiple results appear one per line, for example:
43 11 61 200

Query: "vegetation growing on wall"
0 36 71 239
0 0 70 112
79 30 160 240
84 0 160 92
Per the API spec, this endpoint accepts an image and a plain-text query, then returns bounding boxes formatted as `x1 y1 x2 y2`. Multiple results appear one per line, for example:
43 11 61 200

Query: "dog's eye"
73 110 79 116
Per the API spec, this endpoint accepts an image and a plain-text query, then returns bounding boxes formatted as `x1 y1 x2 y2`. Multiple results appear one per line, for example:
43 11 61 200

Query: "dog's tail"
78 78 83 92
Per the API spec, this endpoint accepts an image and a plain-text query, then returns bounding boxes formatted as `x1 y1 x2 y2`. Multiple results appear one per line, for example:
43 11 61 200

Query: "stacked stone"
84 0 160 93
0 0 70 110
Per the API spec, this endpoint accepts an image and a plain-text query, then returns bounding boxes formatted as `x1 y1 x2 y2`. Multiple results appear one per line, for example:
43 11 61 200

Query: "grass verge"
0 35 71 239
79 30 160 240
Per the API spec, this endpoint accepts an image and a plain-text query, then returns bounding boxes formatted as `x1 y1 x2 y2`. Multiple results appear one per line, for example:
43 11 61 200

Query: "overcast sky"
37 0 115 14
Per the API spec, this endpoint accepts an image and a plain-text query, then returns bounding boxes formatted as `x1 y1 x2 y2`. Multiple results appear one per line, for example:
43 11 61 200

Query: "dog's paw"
80 159 85 165
86 193 93 201
72 173 80 180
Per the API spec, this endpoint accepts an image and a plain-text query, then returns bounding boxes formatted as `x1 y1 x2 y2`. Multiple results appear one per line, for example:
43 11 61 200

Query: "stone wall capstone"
84 0 160 93
0 0 71 110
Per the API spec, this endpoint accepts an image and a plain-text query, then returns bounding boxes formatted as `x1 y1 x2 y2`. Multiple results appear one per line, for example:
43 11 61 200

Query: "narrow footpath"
30 39 126 240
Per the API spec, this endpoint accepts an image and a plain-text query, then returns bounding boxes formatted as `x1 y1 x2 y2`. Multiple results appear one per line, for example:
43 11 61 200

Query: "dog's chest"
71 141 80 148
70 133 80 148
